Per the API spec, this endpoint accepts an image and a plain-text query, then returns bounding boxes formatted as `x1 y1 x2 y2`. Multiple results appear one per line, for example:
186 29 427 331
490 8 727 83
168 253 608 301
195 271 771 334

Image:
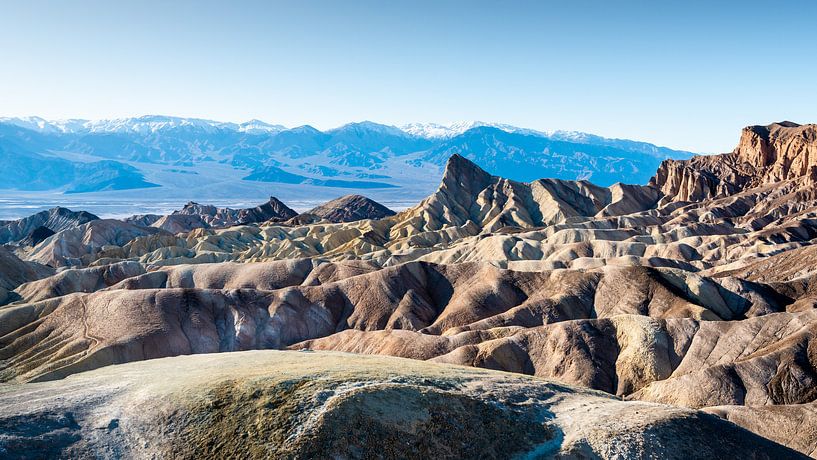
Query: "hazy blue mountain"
65 128 244 164
242 165 311 184
546 130 695 161
323 122 433 167
230 122 432 170
64 162 160 193
418 127 692 185
243 125 329 160
0 143 74 190
0 116 696 198
0 124 158 193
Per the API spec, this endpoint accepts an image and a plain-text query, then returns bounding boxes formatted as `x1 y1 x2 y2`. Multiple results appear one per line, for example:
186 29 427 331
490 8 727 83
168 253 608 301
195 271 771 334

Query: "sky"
0 0 815 153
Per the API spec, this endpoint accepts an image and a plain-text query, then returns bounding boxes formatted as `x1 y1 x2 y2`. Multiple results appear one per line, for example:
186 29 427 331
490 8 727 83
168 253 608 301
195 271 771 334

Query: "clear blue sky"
1 0 815 152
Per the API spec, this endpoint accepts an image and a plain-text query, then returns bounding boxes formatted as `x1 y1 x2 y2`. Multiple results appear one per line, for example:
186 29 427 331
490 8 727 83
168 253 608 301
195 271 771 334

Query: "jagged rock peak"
174 198 295 221
48 207 100 222
243 197 298 223
440 153 494 194
307 195 396 223
261 196 297 217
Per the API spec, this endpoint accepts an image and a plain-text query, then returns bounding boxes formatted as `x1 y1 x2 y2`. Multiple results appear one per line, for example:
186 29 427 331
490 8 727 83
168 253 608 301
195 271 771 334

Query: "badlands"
2 122 817 458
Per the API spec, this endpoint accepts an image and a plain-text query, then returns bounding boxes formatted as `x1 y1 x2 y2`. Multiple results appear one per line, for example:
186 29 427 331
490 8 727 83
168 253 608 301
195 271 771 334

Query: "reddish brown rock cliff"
652 122 817 203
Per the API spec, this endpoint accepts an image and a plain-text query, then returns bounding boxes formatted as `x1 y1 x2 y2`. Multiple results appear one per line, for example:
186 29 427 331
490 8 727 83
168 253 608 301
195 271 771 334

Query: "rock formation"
238 196 298 223
651 122 817 203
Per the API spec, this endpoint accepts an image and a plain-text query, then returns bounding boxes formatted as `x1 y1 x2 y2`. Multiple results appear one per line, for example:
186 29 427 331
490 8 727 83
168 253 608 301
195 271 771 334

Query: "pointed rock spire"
439 154 493 198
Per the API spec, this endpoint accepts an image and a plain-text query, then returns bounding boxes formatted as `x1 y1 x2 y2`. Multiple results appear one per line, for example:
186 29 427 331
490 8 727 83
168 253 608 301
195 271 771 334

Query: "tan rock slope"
3 121 817 457
0 247 53 292
13 261 145 303
0 351 804 459
22 219 167 267
0 247 53 305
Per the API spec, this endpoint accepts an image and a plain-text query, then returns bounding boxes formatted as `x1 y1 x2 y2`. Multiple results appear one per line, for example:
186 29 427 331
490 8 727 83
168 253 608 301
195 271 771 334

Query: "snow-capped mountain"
238 119 287 134
0 116 88 134
329 121 413 138
81 116 236 134
0 115 696 199
0 115 243 135
401 121 546 139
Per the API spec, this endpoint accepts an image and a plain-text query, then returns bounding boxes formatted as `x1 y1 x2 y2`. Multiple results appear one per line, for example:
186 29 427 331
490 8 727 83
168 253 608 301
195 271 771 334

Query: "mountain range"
0 116 695 205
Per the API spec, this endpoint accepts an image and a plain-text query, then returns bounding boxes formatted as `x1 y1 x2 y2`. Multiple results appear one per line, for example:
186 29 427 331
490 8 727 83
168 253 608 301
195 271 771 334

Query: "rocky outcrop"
736 122 817 184
649 154 745 203
0 207 98 245
0 351 803 459
651 122 817 203
306 194 396 223
384 153 659 244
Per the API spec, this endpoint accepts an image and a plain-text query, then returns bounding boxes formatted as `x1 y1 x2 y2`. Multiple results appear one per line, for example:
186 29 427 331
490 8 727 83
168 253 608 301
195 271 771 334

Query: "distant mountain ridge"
0 115 696 198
